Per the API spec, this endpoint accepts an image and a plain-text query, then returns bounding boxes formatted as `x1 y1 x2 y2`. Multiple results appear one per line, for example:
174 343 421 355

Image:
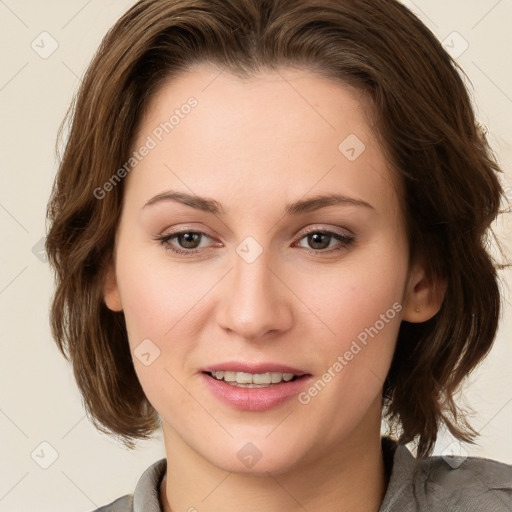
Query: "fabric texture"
91 436 512 511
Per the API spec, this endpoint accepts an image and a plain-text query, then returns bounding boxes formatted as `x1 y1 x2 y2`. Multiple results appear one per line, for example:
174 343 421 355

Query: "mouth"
200 364 313 411
203 370 305 388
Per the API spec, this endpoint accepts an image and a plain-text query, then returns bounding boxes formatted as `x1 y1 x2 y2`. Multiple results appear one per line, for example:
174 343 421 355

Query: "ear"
103 264 123 312
402 261 446 323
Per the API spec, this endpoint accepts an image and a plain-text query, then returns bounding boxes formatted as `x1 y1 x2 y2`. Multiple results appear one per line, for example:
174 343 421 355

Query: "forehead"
138 64 373 148
128 64 400 223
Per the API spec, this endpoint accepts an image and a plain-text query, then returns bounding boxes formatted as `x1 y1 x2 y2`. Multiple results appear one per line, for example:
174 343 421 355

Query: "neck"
160 417 387 512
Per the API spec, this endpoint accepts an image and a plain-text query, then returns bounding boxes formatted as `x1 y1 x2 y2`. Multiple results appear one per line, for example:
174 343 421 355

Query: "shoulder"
88 458 167 512
414 452 512 510
380 437 512 511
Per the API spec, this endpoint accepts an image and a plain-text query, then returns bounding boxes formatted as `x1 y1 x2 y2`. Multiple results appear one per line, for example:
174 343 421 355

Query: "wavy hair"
45 0 508 456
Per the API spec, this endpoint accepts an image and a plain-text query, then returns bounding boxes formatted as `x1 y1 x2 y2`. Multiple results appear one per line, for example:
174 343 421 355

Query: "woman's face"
105 64 426 474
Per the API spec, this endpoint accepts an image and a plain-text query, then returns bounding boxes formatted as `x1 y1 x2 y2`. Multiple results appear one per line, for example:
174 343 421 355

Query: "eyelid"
156 224 356 256
295 224 355 239
155 228 219 255
159 225 217 242
159 223 355 244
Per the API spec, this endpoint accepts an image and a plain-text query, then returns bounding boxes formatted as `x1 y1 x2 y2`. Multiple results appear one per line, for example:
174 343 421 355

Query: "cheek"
293 239 407 402
116 222 407 352
115 245 209 344
297 241 406 345
113 248 209 413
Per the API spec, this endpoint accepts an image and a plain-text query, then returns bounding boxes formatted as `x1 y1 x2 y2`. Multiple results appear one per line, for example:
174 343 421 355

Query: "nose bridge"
218 238 293 339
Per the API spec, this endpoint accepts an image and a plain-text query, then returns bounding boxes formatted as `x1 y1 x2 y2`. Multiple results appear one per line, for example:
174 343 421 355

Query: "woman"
45 0 512 510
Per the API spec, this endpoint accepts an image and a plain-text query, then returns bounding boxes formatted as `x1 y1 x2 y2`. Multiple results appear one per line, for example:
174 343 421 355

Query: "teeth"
237 372 253 384
272 372 288 383
210 371 297 386
223 371 236 382
253 373 272 384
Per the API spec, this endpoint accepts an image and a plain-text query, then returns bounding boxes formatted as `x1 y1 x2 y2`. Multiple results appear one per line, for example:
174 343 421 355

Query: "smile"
201 371 311 411
206 371 299 387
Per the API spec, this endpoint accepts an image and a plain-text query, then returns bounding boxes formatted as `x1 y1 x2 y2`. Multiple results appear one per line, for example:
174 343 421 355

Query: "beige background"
0 1 511 510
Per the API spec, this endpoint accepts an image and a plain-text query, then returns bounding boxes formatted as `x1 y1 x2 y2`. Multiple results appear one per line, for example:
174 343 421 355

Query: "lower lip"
201 373 312 411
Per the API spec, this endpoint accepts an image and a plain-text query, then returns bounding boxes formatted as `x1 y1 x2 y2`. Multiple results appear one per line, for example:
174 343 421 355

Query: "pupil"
309 233 329 250
180 232 200 248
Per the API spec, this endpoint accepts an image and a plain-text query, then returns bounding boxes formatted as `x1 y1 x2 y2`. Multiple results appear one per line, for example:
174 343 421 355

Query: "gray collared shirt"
92 437 512 511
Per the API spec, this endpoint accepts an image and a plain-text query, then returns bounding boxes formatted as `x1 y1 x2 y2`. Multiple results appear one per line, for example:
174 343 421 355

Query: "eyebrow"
143 190 375 216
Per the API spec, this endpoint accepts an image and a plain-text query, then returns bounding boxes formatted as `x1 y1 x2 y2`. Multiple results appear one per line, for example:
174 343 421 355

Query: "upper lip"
201 361 309 376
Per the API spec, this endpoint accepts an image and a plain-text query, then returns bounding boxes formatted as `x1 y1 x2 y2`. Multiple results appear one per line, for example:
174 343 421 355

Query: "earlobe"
103 265 123 312
402 263 446 323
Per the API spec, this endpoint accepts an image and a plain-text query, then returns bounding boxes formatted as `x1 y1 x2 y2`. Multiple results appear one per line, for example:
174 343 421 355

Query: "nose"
216 246 294 341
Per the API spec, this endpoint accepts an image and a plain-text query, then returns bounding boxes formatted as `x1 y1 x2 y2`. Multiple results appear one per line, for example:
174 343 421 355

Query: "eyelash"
155 228 355 256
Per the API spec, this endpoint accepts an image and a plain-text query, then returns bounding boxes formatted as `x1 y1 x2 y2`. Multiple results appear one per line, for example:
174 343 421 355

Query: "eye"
295 229 355 254
156 230 214 255
156 228 355 256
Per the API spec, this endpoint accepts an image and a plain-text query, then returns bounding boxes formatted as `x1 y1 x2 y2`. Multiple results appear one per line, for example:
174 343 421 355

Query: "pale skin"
104 63 445 512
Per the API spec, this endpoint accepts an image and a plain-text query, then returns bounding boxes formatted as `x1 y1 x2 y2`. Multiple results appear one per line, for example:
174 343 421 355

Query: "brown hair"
45 0 508 456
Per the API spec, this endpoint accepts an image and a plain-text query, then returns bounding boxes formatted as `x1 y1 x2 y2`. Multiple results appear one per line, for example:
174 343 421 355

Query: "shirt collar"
132 436 414 512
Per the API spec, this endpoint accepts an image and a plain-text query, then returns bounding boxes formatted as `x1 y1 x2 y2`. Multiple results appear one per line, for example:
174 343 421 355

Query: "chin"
201 435 308 476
